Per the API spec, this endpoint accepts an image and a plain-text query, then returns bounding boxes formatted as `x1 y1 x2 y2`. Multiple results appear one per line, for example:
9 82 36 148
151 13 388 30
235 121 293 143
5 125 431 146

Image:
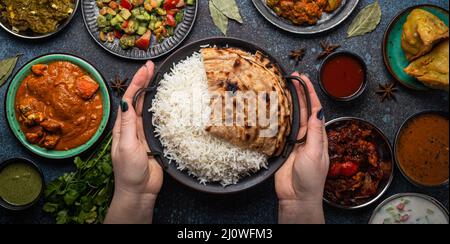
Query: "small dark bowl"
394 111 449 189
318 51 368 102
0 158 44 211
324 117 394 210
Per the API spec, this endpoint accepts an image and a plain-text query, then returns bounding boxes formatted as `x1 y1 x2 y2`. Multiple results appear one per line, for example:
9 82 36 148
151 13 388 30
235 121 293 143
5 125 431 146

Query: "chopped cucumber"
119 9 132 20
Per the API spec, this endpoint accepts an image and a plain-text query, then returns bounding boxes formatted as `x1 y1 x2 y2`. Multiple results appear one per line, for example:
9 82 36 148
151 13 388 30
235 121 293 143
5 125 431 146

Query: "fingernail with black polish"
120 100 129 112
317 108 324 120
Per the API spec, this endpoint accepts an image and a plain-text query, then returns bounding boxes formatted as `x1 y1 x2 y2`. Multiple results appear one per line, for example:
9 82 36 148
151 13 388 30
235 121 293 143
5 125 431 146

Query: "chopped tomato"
165 14 177 27
120 0 133 10
163 0 180 10
166 9 180 15
328 162 359 178
114 30 123 39
135 30 151 50
121 20 129 28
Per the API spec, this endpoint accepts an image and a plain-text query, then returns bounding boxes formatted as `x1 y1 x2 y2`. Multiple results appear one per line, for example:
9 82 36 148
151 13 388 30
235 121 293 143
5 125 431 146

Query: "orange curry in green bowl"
5 54 111 159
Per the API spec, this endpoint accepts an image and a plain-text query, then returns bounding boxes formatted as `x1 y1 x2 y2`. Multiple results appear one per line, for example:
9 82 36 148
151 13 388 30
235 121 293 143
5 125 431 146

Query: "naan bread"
201 47 292 157
404 40 449 91
401 9 449 61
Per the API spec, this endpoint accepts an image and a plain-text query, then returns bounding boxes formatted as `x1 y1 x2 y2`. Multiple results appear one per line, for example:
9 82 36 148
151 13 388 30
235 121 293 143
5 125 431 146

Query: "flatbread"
404 40 449 91
201 47 292 156
401 9 449 61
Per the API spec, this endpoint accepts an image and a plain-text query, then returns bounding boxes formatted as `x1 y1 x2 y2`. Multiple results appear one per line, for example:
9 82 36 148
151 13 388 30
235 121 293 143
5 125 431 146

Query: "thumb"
305 108 325 152
119 100 137 145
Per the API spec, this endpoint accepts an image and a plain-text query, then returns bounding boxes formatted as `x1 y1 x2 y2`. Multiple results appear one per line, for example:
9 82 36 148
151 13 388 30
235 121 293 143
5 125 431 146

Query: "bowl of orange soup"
5 54 111 159
394 111 449 188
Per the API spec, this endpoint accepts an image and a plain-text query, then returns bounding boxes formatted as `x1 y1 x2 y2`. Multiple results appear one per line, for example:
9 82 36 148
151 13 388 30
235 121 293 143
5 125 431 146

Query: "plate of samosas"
383 5 449 91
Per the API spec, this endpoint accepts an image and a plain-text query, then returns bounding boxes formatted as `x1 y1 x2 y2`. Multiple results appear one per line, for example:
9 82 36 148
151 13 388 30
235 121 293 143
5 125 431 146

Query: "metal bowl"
324 117 395 209
368 193 449 224
252 0 359 34
394 110 449 189
318 51 368 102
81 0 199 60
0 158 44 211
0 0 79 39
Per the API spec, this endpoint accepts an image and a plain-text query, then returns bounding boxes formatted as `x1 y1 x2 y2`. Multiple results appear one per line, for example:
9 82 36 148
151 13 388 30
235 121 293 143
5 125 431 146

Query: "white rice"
150 53 268 186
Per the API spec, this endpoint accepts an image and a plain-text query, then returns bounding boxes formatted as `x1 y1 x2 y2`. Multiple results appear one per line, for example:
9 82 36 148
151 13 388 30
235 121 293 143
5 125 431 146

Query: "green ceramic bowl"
382 5 449 91
5 54 111 159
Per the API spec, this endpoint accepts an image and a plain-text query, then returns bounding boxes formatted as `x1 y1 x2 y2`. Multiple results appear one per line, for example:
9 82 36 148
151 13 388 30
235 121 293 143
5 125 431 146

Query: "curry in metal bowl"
0 0 76 38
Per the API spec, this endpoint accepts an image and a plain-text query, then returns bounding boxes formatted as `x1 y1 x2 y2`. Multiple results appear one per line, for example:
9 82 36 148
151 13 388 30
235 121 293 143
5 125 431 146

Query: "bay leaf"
347 1 381 38
0 54 21 87
209 0 229 35
211 0 243 24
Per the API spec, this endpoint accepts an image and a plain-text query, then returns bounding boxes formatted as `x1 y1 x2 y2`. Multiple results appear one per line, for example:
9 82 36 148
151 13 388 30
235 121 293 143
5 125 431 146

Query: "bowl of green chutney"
0 158 44 210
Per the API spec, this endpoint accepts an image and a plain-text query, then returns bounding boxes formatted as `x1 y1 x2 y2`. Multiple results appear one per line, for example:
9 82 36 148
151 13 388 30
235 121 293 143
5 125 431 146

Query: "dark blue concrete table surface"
0 0 448 224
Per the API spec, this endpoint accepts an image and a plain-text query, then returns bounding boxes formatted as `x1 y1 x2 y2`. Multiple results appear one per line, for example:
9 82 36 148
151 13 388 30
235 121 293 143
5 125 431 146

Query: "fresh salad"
96 0 195 50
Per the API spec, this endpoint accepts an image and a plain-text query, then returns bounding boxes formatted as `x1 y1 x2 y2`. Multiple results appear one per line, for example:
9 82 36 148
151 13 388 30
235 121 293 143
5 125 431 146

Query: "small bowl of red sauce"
319 51 367 101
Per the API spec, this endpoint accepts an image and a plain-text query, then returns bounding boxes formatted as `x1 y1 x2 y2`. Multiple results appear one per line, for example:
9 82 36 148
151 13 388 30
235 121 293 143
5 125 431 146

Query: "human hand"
105 61 163 224
275 72 329 224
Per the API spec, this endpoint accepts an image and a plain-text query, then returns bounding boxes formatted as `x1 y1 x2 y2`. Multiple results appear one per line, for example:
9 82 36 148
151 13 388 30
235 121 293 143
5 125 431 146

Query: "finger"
136 61 155 116
112 107 122 152
302 74 322 112
119 100 138 145
301 76 325 150
123 61 154 115
291 72 308 140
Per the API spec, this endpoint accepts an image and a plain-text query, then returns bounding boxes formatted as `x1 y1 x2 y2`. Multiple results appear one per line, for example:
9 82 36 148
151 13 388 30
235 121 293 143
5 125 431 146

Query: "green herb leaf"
43 134 114 224
211 0 243 23
347 1 381 38
426 209 435 215
42 202 59 213
0 54 21 87
209 0 228 35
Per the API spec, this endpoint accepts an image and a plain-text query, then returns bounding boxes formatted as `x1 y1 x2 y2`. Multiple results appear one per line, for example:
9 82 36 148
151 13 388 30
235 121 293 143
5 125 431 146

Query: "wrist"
278 199 325 224
105 187 158 224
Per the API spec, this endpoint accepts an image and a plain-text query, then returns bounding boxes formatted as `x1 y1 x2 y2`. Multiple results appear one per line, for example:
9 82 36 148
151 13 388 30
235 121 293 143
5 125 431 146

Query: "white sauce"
370 195 448 224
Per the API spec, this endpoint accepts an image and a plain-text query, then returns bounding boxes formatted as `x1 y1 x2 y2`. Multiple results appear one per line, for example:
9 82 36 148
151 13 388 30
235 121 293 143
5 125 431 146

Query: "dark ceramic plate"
137 37 312 194
324 117 394 209
252 0 359 34
382 5 449 91
0 0 79 39
81 0 198 60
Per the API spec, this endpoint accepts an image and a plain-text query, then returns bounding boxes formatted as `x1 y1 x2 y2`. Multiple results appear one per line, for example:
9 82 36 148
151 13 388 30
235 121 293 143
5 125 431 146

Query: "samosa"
404 40 449 91
402 9 448 61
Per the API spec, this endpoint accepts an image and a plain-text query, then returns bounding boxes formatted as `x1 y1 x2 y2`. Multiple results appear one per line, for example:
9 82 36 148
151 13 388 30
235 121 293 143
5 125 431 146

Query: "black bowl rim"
393 110 449 188
381 4 449 91
368 193 449 224
0 0 80 40
142 36 302 194
324 117 395 210
318 51 368 102
0 157 45 211
3 52 113 160
81 0 199 60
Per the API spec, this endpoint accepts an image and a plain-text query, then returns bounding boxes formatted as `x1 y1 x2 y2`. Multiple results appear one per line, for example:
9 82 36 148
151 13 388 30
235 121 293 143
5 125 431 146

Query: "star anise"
110 75 129 96
290 48 306 66
376 82 398 102
317 41 341 60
